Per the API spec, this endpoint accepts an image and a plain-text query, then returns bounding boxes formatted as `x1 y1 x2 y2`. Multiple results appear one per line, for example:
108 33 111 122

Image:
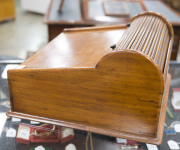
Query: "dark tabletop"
46 0 180 26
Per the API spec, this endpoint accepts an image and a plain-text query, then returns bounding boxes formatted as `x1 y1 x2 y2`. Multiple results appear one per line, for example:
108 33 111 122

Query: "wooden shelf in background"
0 0 15 22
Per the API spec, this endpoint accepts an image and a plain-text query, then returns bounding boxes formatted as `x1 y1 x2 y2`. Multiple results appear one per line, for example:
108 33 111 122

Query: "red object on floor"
61 134 74 143
30 124 61 143
16 124 31 144
60 127 74 143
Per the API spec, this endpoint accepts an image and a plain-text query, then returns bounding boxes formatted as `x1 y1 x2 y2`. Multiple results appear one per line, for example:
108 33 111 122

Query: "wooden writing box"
7 12 174 144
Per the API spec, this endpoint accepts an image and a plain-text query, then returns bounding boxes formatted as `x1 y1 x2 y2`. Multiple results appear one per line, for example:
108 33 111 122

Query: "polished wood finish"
7 73 171 145
0 0 15 22
7 12 173 144
156 73 171 144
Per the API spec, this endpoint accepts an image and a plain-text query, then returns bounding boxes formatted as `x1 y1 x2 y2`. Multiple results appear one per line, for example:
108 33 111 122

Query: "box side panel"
7 52 164 140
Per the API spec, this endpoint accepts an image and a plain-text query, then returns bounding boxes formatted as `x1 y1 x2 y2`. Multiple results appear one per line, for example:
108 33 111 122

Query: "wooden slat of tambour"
133 16 155 51
158 29 168 65
115 20 138 49
116 18 141 50
130 17 151 49
144 19 163 55
115 19 139 49
119 17 144 50
115 29 130 49
141 17 160 53
163 37 173 79
154 25 167 62
152 24 166 59
136 17 156 52
149 20 165 57
150 22 166 59
144 18 162 55
147 20 164 56
119 17 146 49
160 39 170 70
121 18 142 48
116 20 138 50
155 31 168 66
121 19 140 48
120 19 142 49
160 37 170 70
159 31 169 66
127 17 148 49
131 16 153 50
158 31 169 67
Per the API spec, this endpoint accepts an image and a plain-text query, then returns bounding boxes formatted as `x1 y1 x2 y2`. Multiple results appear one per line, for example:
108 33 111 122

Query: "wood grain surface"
20 27 126 69
7 12 173 144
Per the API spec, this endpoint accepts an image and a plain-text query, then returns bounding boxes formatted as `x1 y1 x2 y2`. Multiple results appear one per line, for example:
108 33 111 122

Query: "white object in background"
116 138 127 144
12 117 21 122
174 124 180 132
21 0 51 14
35 145 45 150
0 113 7 137
146 144 158 150
18 129 30 140
17 125 31 140
171 90 180 110
62 127 74 138
65 144 76 150
167 140 180 150
1 65 18 79
6 128 16 137
30 121 40 124
15 65 25 69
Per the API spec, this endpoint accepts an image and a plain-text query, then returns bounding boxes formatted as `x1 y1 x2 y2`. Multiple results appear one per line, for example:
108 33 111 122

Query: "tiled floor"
0 0 48 59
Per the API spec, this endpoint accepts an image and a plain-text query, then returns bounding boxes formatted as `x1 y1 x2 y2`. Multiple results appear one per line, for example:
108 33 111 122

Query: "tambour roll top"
115 12 174 78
